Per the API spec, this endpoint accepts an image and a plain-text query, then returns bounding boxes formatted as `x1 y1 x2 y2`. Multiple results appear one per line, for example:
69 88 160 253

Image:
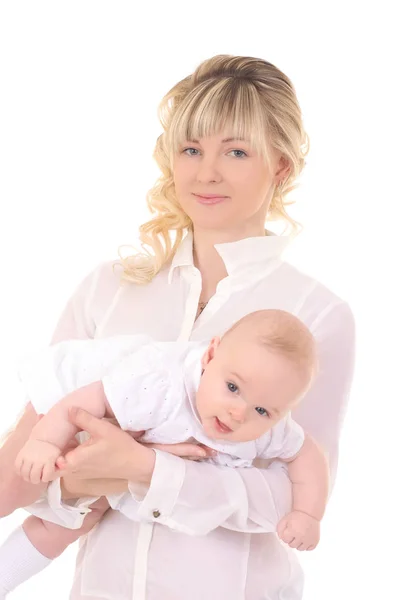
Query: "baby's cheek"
196 387 211 416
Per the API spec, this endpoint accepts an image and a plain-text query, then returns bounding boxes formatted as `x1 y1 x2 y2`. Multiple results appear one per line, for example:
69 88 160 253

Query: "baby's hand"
15 439 62 484
277 510 320 551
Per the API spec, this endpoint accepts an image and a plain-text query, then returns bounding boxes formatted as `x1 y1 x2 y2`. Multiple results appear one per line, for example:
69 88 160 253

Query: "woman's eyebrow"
185 137 247 144
221 137 247 143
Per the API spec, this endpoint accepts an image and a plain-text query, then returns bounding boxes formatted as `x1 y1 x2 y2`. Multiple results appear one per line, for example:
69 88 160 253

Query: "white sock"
0 525 52 596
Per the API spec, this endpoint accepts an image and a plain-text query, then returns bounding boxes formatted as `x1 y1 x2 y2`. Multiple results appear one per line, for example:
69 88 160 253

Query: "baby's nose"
229 402 247 423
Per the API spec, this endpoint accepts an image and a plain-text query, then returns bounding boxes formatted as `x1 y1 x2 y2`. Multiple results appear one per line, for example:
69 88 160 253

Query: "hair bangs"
168 78 272 165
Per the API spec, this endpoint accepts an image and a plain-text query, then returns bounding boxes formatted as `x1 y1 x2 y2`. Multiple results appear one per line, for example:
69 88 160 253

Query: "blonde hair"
118 55 309 285
223 309 317 384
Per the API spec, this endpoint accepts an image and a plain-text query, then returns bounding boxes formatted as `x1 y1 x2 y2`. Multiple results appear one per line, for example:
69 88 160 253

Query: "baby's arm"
286 433 329 520
15 382 113 484
277 433 329 551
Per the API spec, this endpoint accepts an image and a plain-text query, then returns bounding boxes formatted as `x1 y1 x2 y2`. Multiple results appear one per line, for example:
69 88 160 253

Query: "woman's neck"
192 225 266 300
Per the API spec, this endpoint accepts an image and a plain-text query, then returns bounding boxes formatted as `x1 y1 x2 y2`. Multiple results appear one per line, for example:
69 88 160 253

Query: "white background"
0 1 399 599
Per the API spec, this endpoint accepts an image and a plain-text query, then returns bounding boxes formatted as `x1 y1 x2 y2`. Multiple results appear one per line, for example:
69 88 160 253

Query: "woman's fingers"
197 443 216 457
126 430 146 440
67 407 110 438
67 409 145 442
143 441 216 460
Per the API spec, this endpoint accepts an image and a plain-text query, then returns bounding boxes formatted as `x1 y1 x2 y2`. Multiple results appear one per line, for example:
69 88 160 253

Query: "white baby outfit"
18 333 304 468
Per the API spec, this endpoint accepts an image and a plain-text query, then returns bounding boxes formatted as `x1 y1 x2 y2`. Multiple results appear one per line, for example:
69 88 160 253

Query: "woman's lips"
193 193 228 205
214 417 233 434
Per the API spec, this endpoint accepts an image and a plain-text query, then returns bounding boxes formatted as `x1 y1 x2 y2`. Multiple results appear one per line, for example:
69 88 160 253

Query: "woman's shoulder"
277 259 354 328
279 258 348 303
74 259 124 323
74 259 121 302
89 259 123 292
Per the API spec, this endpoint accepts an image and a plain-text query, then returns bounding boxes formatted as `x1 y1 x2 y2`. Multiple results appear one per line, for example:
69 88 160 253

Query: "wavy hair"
118 55 309 284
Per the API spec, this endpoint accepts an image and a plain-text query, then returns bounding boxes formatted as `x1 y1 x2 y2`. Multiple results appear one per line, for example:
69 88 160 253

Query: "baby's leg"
0 497 109 598
24 496 110 558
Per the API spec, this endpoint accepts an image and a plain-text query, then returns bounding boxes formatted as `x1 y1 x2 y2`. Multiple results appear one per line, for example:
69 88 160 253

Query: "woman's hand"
54 407 155 484
142 441 216 461
55 408 216 487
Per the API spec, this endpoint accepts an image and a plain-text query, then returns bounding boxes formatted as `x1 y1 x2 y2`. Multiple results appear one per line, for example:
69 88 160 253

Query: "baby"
0 309 328 597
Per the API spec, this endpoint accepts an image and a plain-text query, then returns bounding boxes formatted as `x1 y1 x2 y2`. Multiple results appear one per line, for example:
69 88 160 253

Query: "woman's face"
173 130 287 233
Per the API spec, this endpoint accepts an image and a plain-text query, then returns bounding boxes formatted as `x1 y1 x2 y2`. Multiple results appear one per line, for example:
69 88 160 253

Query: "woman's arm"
140 302 355 535
60 475 128 500
115 301 355 535
56 301 356 536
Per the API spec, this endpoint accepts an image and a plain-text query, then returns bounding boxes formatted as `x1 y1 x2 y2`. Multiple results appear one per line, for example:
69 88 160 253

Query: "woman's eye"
255 407 269 417
228 149 247 158
183 147 200 156
227 382 238 393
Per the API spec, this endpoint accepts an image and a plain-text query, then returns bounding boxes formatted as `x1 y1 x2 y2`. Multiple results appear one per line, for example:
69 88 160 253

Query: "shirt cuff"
282 421 305 460
23 479 100 530
127 449 186 524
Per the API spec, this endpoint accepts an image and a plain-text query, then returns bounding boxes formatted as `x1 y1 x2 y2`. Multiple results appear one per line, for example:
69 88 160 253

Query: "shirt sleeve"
50 262 113 345
118 300 355 535
101 344 172 431
256 415 305 461
23 478 96 530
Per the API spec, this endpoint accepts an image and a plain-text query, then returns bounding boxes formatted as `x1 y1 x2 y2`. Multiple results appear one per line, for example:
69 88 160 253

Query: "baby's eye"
227 382 238 393
255 407 270 417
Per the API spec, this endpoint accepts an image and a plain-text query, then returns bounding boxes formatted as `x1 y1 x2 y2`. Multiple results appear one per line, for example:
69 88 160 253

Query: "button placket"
194 278 232 327
177 268 202 342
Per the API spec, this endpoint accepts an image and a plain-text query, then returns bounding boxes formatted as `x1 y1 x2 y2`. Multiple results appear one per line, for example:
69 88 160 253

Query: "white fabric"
0 526 52 595
19 335 305 468
24 230 356 600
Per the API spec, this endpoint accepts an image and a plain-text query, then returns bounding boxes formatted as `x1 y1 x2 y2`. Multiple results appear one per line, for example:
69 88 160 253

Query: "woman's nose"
196 158 222 183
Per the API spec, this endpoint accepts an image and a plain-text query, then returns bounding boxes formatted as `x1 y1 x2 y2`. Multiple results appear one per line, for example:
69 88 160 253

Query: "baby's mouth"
214 417 233 434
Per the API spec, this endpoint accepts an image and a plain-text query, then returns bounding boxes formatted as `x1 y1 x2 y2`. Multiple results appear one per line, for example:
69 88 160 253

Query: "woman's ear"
274 155 291 184
201 336 221 369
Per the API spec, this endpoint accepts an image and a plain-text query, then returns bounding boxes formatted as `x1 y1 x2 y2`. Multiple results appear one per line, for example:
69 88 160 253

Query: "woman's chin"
189 213 237 232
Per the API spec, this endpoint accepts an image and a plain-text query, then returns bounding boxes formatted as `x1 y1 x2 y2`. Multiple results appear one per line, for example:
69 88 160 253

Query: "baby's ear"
210 336 221 350
201 347 211 369
201 337 220 368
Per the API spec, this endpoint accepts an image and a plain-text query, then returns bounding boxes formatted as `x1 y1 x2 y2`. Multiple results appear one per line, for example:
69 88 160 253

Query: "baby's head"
196 310 317 442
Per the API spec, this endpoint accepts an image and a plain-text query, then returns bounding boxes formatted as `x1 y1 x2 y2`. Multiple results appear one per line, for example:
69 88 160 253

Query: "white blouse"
18 334 304 468
26 231 355 600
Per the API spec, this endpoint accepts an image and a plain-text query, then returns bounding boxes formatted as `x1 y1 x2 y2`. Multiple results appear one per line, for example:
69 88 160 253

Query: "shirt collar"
168 229 291 284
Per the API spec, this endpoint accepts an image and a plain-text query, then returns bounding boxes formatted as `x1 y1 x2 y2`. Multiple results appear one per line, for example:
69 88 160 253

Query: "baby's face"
196 336 309 443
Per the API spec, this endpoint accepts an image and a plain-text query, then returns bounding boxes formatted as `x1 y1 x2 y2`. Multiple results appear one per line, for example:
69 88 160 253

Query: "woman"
0 54 355 599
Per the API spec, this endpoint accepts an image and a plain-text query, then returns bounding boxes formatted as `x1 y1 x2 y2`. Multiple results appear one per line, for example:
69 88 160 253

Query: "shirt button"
152 509 161 518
